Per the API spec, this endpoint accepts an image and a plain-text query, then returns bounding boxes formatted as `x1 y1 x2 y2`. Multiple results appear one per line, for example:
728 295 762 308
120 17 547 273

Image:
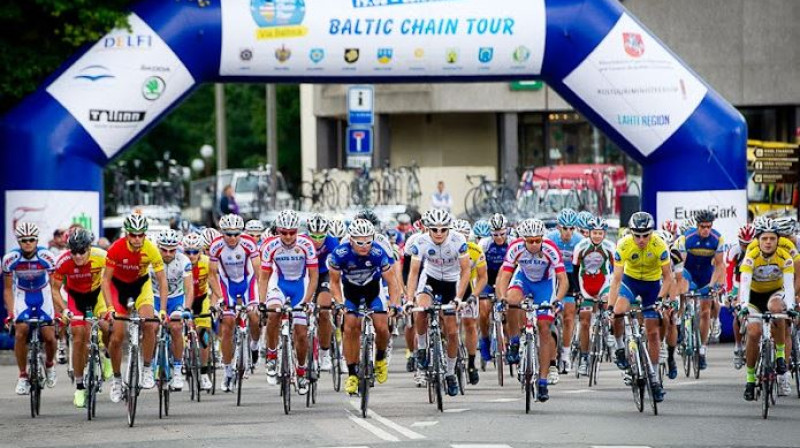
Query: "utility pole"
215 83 228 171
266 84 278 208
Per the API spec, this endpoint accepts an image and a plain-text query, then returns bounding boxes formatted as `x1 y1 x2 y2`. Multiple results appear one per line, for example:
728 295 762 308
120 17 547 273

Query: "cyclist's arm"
258 267 272 305
328 269 344 306
738 271 752 306
658 263 673 299
711 252 725 288
303 266 318 304
405 257 422 302
783 271 795 311
495 268 511 300
3 274 13 320
100 266 115 310
456 255 470 300
554 270 569 302
207 261 224 305
608 263 624 308
50 276 67 314
473 263 488 297
155 269 168 312
382 268 400 308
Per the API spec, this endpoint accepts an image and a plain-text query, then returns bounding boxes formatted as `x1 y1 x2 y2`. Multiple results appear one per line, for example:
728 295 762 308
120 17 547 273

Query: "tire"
127 347 139 428
588 324 600 387
494 185 517 215
236 334 245 407
640 345 658 416
281 335 292 415
432 333 444 412
464 187 480 220
494 319 505 387
456 342 467 396
692 323 701 380
158 346 166 419
367 179 381 207
761 341 773 419
629 346 644 413
209 332 217 395
86 351 95 421
191 338 202 402
307 333 317 409
322 180 339 210
360 334 372 418
525 335 534 414
331 332 342 392
29 341 39 418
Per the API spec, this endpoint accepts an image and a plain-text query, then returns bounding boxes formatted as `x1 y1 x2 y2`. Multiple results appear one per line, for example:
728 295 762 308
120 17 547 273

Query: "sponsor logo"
478 47 493 64
309 48 325 63
414 48 425 59
240 48 254 61
352 0 458 8
377 47 393 64
512 45 530 63
616 114 671 127
445 48 459 64
344 48 360 64
251 0 308 39
673 206 738 220
140 65 170 72
88 110 146 123
103 34 152 49
142 76 166 101
623 32 645 58
274 44 291 62
73 65 115 82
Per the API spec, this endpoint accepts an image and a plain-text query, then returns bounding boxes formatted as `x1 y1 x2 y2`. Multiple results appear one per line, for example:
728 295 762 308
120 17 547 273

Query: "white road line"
320 446 372 448
411 421 439 427
348 400 426 440
487 398 518 403
563 389 592 394
443 408 470 413
590 446 653 448
347 413 400 442
451 444 513 448
670 381 702 387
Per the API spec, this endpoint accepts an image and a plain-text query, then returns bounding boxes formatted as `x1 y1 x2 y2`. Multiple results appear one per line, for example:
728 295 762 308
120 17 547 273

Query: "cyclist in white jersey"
405 209 471 397
259 210 318 394
207 214 261 392
150 229 194 391
402 227 425 373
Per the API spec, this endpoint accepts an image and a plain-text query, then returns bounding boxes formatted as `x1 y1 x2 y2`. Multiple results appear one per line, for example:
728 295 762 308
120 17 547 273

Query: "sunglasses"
279 229 297 236
71 248 88 255
223 231 241 237
429 227 448 234
632 232 652 239
353 239 374 247
491 232 507 237
309 233 327 241
18 238 37 244
128 233 145 239
525 237 543 244
185 250 200 255
161 248 177 254
698 224 713 229
561 226 576 231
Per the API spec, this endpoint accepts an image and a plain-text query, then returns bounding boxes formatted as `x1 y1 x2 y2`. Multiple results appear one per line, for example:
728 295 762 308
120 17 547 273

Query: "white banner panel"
46 14 195 159
5 191 100 250
563 13 707 157
220 0 546 77
657 190 747 250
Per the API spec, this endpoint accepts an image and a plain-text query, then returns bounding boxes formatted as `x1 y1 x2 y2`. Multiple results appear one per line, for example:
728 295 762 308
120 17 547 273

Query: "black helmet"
355 209 380 226
628 212 655 233
694 209 716 224
68 228 94 252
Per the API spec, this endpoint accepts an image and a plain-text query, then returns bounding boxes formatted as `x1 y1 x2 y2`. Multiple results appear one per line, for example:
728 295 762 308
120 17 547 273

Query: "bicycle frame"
746 311 789 419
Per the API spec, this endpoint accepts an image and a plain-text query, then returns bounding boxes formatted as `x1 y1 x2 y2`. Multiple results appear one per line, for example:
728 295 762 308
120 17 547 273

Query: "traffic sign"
348 85 374 126
346 127 373 168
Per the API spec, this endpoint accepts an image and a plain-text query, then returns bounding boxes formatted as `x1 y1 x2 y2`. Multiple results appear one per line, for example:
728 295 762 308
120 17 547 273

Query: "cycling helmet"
306 214 329 234
425 209 452 228
661 219 679 235
738 224 756 244
275 210 300 230
753 217 779 236
694 209 716 223
178 220 193 234
355 209 380 226
182 233 203 250
453 219 472 236
586 216 609 231
628 211 655 233
397 213 411 225
472 220 491 239
517 219 546 238
219 213 244 231
67 228 93 252
557 208 578 227
413 219 427 232
679 217 696 234
508 227 519 239
15 222 40 239
774 217 796 237
245 219 265 233
328 219 347 238
156 229 181 248
201 228 221 248
123 213 148 233
655 229 674 246
349 219 375 238
488 213 508 230
577 211 594 230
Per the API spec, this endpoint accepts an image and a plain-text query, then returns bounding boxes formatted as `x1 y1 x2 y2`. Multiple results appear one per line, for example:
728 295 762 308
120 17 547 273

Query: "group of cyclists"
3 202 799 420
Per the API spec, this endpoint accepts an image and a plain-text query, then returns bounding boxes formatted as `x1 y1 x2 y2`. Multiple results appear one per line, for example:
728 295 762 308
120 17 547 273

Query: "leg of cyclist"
71 313 89 406
167 299 185 390
245 275 261 367
317 288 333 371
698 293 712 369
743 303 763 401
443 311 460 396
413 291 431 369
343 310 361 394
532 279 556 400
404 312 417 372
561 297 577 373
218 310 236 391
264 287 287 385
12 321 30 394
478 293 492 365
578 302 592 376
463 309 479 384
505 281 524 366
612 285 632 369
373 311 390 384
768 294 788 376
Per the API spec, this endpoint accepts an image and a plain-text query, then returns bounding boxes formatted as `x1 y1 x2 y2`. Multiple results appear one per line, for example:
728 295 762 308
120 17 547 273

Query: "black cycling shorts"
315 271 331 295
421 277 458 314
748 289 781 314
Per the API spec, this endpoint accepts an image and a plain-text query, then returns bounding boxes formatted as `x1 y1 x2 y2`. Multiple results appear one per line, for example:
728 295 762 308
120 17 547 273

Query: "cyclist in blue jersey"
546 208 584 374
328 219 401 395
306 214 340 372
678 210 725 370
477 213 511 367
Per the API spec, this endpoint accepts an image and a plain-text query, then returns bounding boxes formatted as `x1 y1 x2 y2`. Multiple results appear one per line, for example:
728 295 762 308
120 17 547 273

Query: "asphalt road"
0 343 798 448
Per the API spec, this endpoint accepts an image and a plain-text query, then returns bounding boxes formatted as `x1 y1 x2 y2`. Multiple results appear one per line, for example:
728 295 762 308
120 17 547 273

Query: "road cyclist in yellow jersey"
182 233 214 391
609 212 673 403
738 217 799 401
453 219 488 385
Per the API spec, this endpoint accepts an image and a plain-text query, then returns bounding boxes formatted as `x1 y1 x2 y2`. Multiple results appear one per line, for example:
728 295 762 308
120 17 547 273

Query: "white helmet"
156 229 181 248
123 213 149 233
453 219 471 236
517 219 546 237
245 219 265 233
306 214 329 234
655 229 674 246
15 222 39 239
182 233 203 250
397 213 411 224
219 214 244 231
328 219 347 238
348 219 375 238
425 209 452 228
275 210 300 230
201 228 221 248
488 213 508 230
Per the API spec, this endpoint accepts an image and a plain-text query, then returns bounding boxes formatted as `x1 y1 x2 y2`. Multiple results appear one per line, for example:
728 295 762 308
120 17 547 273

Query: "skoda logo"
142 76 166 101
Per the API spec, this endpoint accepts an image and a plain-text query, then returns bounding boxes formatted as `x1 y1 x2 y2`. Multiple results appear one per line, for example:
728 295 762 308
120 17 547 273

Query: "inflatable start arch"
0 0 747 251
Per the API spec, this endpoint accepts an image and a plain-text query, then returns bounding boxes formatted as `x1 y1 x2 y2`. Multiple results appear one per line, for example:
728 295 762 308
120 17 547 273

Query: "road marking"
411 421 439 427
563 389 592 394
348 400 426 440
320 446 372 448
487 398 518 403
590 446 653 448
670 381 702 387
443 408 470 413
347 412 400 442
452 445 513 448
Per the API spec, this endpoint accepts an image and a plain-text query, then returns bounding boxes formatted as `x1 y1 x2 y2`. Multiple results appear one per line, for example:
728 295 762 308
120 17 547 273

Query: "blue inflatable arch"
0 0 746 251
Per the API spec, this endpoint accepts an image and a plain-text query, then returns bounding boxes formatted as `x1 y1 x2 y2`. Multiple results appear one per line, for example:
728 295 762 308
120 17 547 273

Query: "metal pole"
266 83 278 208
215 83 227 171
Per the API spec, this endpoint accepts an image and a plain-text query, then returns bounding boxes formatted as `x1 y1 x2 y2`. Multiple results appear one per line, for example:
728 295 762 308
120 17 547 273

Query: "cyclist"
245 220 266 245
402 221 426 374
101 213 168 401
546 208 584 374
454 219 488 385
207 214 261 392
496 218 568 401
328 219 401 394
396 213 412 241
571 216 615 376
656 229 683 380
726 224 755 370
260 210 318 394
406 209 471 397
329 219 348 239
609 212 672 403
472 219 491 241
678 209 725 370
201 228 221 253
576 210 594 238
477 213 511 368
305 213 340 371
51 228 113 407
182 233 213 390
3 222 60 395
151 229 194 391
738 218 797 401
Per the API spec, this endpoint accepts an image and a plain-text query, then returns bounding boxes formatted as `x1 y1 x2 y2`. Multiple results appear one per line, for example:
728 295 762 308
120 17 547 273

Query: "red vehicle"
517 164 627 215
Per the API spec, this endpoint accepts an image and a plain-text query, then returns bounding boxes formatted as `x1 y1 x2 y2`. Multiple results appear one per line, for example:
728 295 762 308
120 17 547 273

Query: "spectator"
48 228 68 257
219 184 239 215
430 181 452 212
97 237 111 250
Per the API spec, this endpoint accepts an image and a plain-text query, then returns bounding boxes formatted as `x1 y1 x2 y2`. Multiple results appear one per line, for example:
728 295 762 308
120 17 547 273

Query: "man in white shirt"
431 181 452 212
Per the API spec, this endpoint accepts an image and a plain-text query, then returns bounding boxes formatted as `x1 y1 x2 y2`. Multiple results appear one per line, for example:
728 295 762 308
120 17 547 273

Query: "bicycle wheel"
208 332 217 395
360 334 372 418
307 334 316 408
158 348 166 419
331 332 342 392
639 345 658 416
588 325 600 387
322 180 339 210
236 334 245 407
464 187 479 220
793 331 800 398
281 335 292 415
432 333 444 412
191 337 202 402
692 322 701 379
628 346 644 412
494 320 505 387
29 342 39 418
525 335 534 414
127 347 139 427
87 349 96 421
494 185 517 215
456 342 467 396
761 340 773 419
407 174 421 207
